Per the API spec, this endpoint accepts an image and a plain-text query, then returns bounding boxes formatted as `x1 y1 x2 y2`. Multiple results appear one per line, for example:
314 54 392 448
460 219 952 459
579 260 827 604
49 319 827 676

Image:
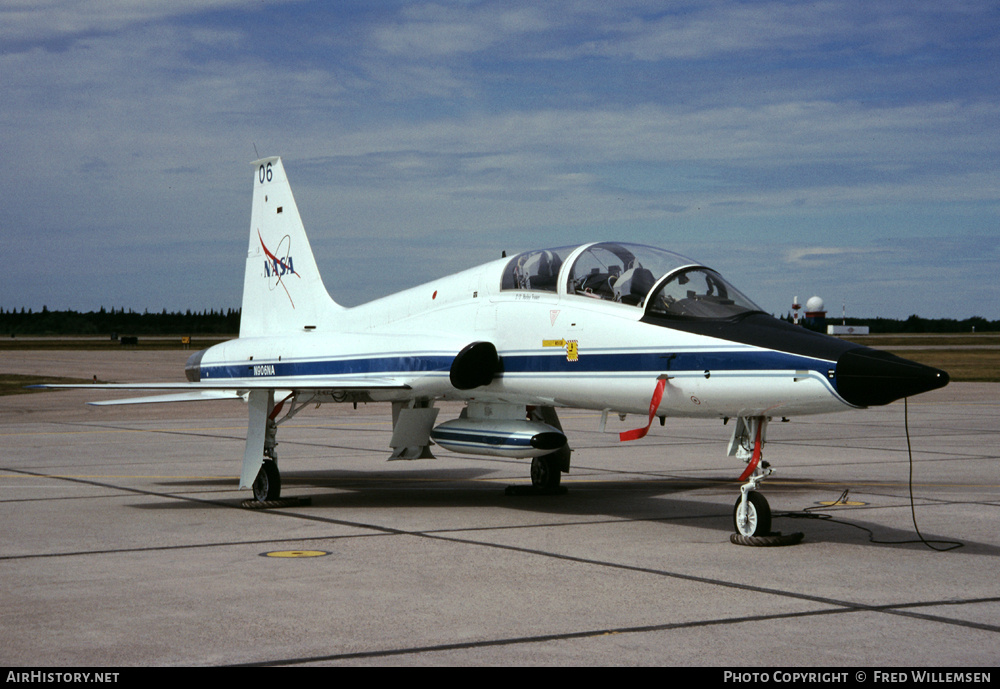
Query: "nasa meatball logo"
258 230 299 307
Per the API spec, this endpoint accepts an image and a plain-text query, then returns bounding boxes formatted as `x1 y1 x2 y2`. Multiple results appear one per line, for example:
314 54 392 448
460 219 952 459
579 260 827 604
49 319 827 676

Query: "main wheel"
530 453 561 490
252 460 281 502
733 492 771 537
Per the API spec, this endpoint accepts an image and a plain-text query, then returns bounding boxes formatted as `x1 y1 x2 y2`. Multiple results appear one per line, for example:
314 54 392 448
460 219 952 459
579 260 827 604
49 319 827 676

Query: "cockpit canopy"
500 246 571 293
645 266 762 320
500 242 763 320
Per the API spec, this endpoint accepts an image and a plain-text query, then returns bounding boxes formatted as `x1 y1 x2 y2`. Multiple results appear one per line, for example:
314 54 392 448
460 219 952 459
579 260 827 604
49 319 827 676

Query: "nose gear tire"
730 531 804 547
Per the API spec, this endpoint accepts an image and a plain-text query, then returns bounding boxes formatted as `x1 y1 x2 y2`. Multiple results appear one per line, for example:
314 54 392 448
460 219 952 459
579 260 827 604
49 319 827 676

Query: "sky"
3 0 999 320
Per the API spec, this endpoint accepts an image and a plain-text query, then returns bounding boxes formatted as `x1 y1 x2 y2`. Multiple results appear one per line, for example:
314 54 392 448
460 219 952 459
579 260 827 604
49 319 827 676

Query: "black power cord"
904 397 963 551
777 398 963 551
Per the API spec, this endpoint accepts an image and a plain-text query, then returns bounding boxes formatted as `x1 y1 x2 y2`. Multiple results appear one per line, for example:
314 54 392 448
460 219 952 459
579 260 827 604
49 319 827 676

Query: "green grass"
846 334 1000 348
878 349 1000 382
842 334 1000 381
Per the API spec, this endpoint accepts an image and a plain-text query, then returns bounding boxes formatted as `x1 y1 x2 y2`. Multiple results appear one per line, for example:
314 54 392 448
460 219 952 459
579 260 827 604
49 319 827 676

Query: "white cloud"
544 0 998 61
2 1 998 316
785 247 883 264
371 3 551 57
0 0 299 45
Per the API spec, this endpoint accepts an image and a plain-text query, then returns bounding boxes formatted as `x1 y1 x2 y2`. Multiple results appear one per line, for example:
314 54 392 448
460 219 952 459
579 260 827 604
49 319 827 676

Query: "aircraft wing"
30 378 412 406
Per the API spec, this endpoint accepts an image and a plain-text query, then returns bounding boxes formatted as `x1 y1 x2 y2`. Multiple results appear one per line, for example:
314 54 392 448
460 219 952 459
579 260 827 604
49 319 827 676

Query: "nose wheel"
733 490 771 537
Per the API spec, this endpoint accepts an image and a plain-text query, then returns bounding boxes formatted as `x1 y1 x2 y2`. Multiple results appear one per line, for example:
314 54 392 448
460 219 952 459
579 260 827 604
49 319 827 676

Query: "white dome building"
805 296 825 319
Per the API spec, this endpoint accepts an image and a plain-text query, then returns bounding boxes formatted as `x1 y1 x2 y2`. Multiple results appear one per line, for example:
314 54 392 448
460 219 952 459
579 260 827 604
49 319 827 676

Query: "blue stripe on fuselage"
199 348 832 381
201 354 454 380
501 349 830 374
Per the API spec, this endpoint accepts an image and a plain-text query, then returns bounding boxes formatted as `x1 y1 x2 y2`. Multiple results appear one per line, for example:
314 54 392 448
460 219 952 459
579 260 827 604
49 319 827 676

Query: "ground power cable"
775 398 963 551
903 397 963 551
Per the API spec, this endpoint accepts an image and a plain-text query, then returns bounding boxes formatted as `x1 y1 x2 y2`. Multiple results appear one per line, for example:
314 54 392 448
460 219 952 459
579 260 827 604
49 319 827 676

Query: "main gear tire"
252 460 281 502
530 453 562 491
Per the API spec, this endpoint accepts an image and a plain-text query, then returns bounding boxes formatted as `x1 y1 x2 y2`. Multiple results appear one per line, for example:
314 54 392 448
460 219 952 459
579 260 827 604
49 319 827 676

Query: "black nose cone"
835 347 949 407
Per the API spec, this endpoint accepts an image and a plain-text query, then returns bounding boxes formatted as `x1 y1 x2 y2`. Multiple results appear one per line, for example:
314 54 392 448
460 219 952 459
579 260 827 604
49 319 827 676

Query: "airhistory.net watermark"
6 673 119 684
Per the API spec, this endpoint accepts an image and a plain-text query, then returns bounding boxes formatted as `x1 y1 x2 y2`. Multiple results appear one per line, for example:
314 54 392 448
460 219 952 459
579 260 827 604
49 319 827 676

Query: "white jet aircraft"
46 157 949 538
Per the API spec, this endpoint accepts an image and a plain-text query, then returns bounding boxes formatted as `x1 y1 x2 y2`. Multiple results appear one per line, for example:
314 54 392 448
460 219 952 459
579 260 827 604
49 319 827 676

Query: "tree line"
784 314 998 333
4 306 997 336
2 307 241 336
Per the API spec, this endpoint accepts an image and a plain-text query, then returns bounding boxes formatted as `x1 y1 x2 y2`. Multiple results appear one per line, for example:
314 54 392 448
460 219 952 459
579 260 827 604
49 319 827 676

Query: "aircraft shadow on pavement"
145 467 988 555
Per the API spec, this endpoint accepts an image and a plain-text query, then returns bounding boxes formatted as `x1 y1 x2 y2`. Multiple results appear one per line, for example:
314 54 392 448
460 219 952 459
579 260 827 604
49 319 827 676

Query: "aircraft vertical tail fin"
240 157 343 337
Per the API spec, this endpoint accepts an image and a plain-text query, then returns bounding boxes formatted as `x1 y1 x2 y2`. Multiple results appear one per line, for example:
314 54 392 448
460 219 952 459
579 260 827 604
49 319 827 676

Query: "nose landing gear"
728 416 802 547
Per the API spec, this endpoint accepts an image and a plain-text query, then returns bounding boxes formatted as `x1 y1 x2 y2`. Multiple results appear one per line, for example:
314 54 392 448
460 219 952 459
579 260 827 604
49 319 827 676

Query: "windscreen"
645 267 763 320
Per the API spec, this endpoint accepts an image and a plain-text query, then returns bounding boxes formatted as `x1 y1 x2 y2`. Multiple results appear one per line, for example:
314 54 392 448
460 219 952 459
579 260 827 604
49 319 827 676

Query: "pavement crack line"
239 596 1000 666
7 466 999 662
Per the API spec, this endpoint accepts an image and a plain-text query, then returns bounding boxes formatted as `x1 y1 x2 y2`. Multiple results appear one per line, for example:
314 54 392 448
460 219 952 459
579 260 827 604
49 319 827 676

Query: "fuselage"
190 242 948 420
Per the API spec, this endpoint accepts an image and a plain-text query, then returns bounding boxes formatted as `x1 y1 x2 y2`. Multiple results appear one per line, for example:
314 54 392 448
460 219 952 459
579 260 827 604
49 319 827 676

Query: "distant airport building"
828 324 870 335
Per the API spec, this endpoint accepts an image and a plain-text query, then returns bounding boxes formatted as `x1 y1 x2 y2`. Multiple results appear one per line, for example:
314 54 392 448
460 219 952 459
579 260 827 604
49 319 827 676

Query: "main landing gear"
242 392 309 508
253 459 281 502
526 406 570 494
504 407 570 496
503 450 567 496
252 409 283 502
530 453 562 491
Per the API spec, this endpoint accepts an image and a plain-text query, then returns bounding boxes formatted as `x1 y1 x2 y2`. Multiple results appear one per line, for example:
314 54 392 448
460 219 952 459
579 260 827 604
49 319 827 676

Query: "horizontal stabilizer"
88 390 245 406
32 378 409 391
30 378 412 407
